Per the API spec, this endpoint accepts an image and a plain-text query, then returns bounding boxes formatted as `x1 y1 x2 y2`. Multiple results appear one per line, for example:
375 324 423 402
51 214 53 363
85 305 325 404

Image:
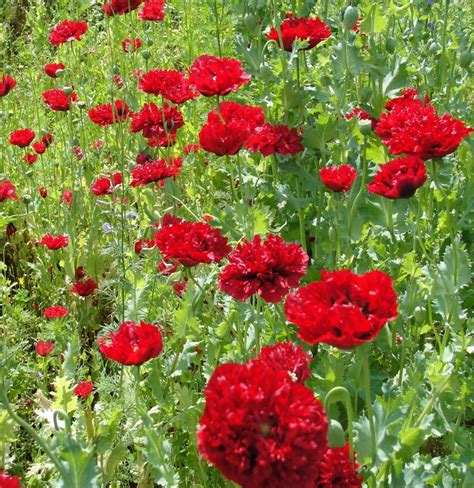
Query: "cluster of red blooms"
103 0 165 21
88 100 130 126
71 268 97 297
130 157 183 187
42 88 77 111
122 37 142 52
9 129 53 165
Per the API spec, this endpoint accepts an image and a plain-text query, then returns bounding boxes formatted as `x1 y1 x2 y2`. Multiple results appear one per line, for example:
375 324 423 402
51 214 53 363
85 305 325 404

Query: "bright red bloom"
252 341 312 384
138 0 166 21
71 278 97 296
99 321 163 366
0 471 23 488
345 108 377 128
41 133 53 146
9 129 35 147
384 89 428 112
219 234 308 303
139 69 198 104
44 63 65 78
89 100 130 126
42 88 76 111
0 180 18 202
112 172 122 186
245 124 304 156
91 177 112 196
285 269 398 349
134 238 155 254
35 340 55 357
367 155 427 199
0 75 17 96
315 443 362 488
173 279 187 296
73 146 83 160
267 14 331 51
37 233 69 250
319 165 357 192
130 157 183 187
122 37 142 52
199 101 265 156
33 142 47 154
189 54 251 97
74 381 94 398
103 0 143 16
61 189 73 205
48 20 88 45
23 153 38 164
113 74 125 89
154 218 231 267
197 361 328 488
44 306 68 319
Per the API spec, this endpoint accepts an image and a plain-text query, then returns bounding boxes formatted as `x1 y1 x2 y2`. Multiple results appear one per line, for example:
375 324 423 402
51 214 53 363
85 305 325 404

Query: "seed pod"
429 42 440 54
385 37 396 53
142 50 151 60
343 6 359 31
243 13 257 32
460 50 472 68
414 306 425 324
327 419 346 448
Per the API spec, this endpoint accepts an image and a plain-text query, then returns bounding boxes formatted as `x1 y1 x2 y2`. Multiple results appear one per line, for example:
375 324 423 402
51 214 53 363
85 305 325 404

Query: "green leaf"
383 60 408 97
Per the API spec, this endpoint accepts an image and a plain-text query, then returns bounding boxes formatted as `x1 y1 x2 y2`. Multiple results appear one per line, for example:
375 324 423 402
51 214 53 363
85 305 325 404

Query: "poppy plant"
44 306 68 319
0 75 16 96
74 381 94 398
139 69 198 104
37 233 69 250
35 340 55 357
320 165 357 192
0 180 18 202
103 0 142 16
42 88 77 111
71 277 97 296
130 157 183 187
245 124 304 156
48 20 88 45
9 129 35 147
88 100 130 126
138 0 166 21
44 63 65 78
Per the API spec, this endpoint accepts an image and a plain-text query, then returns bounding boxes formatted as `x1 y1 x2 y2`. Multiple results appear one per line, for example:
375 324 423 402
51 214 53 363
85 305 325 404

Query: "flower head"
245 124 304 156
315 443 362 487
122 37 142 52
42 88 77 111
103 0 143 16
0 180 18 202
35 340 55 357
130 157 183 187
319 165 357 192
74 381 94 398
138 0 166 21
0 75 17 96
37 233 69 250
10 129 35 147
0 471 23 487
88 100 130 126
139 69 198 104
44 306 68 319
71 277 97 296
44 63 65 78
48 20 88 45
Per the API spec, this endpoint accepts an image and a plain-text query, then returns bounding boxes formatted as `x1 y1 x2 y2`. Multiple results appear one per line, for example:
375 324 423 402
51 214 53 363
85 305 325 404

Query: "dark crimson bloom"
130 157 183 187
122 37 142 52
0 180 18 202
139 69 198 104
0 471 23 487
138 0 166 21
103 0 142 16
367 155 427 199
252 341 312 384
99 321 163 366
219 234 308 303
75 266 86 279
88 100 130 126
113 74 125 89
267 14 331 51
345 107 377 129
73 146 84 160
71 277 97 296
384 89 429 112
35 340 55 357
199 101 264 156
33 142 47 154
173 279 187 297
189 55 251 97
245 123 304 156
44 63 65 78
42 88 76 111
23 153 38 165
9 129 35 147
74 381 93 398
134 238 155 254
154 218 231 267
315 444 362 488
0 75 16 96
39 187 48 198
6 223 16 237
44 305 68 319
285 269 398 349
37 233 69 250
48 20 88 45
197 361 328 488
41 133 53 146
320 165 357 192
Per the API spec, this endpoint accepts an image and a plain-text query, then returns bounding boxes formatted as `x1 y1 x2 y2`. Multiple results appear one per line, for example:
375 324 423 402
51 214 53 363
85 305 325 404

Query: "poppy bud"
414 306 425 324
142 50 151 60
62 86 73 95
77 101 86 110
22 194 31 204
39 187 48 198
460 50 472 68
429 42 440 54
343 6 359 30
328 419 346 448
385 37 396 54
359 120 372 135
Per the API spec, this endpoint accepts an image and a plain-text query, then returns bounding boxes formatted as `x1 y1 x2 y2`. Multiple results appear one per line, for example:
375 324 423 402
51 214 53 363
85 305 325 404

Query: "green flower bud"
343 6 359 31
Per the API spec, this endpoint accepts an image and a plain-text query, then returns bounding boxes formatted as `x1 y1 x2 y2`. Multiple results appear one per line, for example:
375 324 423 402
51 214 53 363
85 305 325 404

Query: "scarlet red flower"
0 75 17 96
0 180 18 202
267 14 331 51
173 279 187 297
73 146 83 160
61 189 73 205
219 234 308 303
37 233 69 250
48 20 88 45
35 340 55 357
74 381 94 398
139 69 198 104
44 306 68 319
130 157 183 187
367 155 427 199
134 238 155 254
189 54 251 97
315 443 362 488
75 266 86 279
33 142 47 154
319 165 357 192
345 107 377 128
197 361 328 488
71 277 97 296
44 63 65 78
154 218 231 267
91 177 111 196
103 0 142 16
41 133 53 146
285 269 398 349
122 37 142 52
88 100 130 126
0 471 23 487
199 101 265 156
10 129 35 147
138 0 166 21
246 123 304 156
99 321 163 366
42 88 76 111
23 153 38 164
252 341 312 384
113 74 125 89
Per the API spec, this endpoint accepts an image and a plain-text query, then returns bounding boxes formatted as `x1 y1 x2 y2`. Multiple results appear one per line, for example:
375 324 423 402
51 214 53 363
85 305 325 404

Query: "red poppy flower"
267 14 331 51
197 361 328 488
48 20 88 45
199 101 265 156
0 471 23 487
0 180 18 202
219 234 308 303
345 107 377 129
130 157 183 187
154 218 231 267
44 306 68 319
23 153 38 165
42 88 76 111
122 37 142 52
173 279 187 297
138 0 166 21
88 100 130 126
9 129 35 147
99 321 163 366
73 146 83 160
130 102 184 142
33 142 47 154
245 123 304 156
367 155 427 199
113 74 125 89
37 233 69 250
91 177 111 196
35 340 55 357
75 266 86 279
189 54 251 97
384 89 429 112
285 269 398 349
71 277 97 296
146 131 177 147
103 0 143 16
139 69 198 104
319 165 357 192
74 381 94 398
61 189 73 205
251 341 312 384
134 238 155 254
41 133 53 146
44 63 65 78
0 75 17 96
315 443 362 488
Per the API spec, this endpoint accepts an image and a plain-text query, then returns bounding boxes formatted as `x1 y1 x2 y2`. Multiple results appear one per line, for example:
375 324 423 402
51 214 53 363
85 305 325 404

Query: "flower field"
0 0 473 486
